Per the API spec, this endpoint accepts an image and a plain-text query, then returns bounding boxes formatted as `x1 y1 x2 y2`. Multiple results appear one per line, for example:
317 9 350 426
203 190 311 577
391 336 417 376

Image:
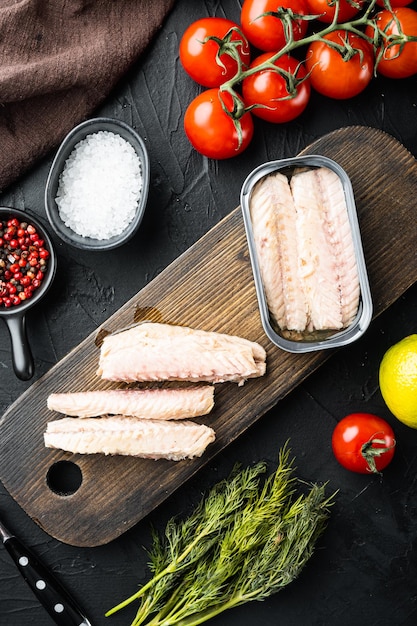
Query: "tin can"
240 155 372 352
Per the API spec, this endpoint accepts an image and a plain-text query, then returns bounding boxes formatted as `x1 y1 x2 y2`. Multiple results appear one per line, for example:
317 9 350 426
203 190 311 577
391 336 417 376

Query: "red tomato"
242 53 310 122
366 8 417 78
305 30 375 99
179 17 251 88
184 88 254 159
332 413 396 474
240 0 309 52
306 0 364 23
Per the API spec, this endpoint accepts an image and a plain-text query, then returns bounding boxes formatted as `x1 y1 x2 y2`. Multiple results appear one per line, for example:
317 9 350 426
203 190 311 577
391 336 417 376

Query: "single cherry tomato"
366 7 417 78
305 30 374 99
179 17 251 88
184 88 254 159
240 0 309 52
332 413 396 474
242 53 310 123
305 0 364 23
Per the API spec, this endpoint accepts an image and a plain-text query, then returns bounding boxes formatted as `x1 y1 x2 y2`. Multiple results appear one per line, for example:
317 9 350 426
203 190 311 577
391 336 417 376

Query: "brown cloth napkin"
0 0 175 192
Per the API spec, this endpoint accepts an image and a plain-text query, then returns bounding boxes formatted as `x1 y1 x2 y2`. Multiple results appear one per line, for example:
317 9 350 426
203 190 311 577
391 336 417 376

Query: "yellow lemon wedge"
379 334 417 428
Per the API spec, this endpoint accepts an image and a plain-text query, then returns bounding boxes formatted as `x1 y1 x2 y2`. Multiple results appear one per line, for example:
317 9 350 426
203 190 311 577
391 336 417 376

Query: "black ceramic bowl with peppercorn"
0 207 56 380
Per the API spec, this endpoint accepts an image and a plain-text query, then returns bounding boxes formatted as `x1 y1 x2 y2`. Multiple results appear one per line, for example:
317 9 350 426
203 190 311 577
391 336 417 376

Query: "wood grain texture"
1 126 416 547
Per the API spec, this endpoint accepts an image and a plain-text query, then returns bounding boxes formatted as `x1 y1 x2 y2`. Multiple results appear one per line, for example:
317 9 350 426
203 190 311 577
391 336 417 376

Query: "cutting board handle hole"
46 460 83 496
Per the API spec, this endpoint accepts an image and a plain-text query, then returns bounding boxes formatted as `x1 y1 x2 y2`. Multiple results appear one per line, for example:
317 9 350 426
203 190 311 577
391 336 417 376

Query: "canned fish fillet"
241 155 372 352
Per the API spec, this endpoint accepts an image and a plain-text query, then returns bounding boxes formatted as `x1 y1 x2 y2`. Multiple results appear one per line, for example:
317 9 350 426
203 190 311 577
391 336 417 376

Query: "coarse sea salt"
55 130 143 240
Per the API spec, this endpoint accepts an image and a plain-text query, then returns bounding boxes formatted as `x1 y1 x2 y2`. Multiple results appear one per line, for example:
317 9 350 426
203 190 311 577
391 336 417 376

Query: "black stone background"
1 1 417 624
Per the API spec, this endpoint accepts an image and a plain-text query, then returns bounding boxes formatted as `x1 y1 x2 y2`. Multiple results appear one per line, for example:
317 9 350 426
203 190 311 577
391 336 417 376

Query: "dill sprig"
106 460 268 621
106 445 335 626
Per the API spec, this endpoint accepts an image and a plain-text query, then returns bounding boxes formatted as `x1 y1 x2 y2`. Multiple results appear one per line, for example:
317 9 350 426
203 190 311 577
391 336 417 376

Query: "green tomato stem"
361 436 396 474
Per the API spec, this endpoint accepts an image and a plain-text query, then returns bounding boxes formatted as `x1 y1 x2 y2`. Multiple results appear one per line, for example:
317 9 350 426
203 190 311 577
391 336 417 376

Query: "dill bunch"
106 445 334 626
106 459 268 622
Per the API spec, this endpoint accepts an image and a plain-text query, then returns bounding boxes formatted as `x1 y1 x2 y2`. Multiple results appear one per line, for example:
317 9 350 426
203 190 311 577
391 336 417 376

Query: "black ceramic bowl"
45 117 150 251
0 207 57 380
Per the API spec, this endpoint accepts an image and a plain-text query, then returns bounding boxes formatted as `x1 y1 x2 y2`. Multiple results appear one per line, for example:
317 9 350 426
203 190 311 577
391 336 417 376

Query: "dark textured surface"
1 0 417 624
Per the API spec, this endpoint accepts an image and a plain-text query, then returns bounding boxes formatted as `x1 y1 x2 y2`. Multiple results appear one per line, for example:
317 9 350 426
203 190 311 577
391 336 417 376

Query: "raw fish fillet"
250 172 308 331
47 386 214 420
44 416 215 461
96 323 266 385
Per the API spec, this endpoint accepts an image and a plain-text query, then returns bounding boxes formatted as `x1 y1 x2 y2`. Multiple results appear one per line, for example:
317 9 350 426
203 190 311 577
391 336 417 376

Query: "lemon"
379 334 417 428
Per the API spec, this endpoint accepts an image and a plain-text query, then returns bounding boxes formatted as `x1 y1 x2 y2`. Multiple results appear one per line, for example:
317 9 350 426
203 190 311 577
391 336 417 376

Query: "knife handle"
4 535 91 626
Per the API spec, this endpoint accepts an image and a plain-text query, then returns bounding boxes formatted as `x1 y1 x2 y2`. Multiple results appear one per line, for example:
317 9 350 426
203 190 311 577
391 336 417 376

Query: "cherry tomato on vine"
305 0 364 23
332 413 396 474
240 0 310 52
365 8 417 78
179 17 251 88
184 88 254 159
242 53 310 123
305 30 375 99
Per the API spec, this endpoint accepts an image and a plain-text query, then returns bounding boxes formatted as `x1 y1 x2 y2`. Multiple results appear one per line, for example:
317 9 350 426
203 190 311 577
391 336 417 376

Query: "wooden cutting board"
1 126 416 547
